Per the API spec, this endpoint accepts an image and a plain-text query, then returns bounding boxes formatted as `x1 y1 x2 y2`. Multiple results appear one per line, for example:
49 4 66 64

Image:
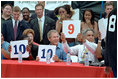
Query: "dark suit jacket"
30 16 55 44
2 20 29 42
31 9 58 22
20 44 38 60
30 44 38 60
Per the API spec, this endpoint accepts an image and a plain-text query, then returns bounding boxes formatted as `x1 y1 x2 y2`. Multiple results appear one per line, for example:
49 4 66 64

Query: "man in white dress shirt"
61 28 102 63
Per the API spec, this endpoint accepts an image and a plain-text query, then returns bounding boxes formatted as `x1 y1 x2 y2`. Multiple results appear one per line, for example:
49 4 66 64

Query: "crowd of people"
1 1 117 77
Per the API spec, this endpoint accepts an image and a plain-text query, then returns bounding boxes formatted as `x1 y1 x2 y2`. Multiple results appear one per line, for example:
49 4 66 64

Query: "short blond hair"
23 29 35 37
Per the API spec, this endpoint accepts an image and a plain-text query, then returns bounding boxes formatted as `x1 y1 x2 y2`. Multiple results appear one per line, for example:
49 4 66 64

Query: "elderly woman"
23 29 39 46
54 5 75 46
8 29 39 60
22 29 39 60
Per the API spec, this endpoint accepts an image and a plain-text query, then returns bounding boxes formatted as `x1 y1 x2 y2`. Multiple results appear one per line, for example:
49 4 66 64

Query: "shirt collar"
37 14 44 21
1 16 12 20
1 41 5 47
49 42 61 49
12 19 19 23
56 42 61 49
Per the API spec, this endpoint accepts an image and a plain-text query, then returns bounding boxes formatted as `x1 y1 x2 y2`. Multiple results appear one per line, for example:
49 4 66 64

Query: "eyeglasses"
4 8 12 11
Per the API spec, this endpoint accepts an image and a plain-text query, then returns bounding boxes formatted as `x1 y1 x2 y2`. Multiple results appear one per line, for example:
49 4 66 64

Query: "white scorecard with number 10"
63 20 81 38
38 45 56 62
10 40 29 58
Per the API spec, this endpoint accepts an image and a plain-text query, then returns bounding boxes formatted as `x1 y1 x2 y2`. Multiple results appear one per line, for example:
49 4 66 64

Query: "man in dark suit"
30 3 55 44
31 1 58 22
2 6 29 43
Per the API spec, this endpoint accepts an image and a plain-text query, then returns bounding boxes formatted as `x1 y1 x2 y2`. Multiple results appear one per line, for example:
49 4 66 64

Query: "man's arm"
1 48 10 59
95 32 102 58
61 33 79 55
1 42 10 59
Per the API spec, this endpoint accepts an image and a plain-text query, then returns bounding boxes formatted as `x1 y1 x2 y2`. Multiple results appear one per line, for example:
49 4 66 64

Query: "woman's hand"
36 56 40 61
85 19 91 24
60 14 67 21
8 45 11 53
26 45 30 52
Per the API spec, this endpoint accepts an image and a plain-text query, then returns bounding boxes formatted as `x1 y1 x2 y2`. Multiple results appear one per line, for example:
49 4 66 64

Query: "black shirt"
104 8 117 69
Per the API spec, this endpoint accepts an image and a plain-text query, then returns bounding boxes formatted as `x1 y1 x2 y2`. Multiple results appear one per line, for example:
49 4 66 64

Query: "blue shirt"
1 41 10 59
55 42 67 62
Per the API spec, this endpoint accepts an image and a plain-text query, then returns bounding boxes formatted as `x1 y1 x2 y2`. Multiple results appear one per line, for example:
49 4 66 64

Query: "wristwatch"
98 40 101 43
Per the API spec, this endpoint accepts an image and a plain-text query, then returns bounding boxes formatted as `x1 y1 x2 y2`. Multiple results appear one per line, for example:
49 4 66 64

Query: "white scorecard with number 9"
10 40 29 58
63 20 81 38
38 45 56 62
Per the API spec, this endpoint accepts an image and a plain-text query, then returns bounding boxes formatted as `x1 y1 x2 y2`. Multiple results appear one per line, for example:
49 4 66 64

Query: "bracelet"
59 21 62 24
98 40 101 43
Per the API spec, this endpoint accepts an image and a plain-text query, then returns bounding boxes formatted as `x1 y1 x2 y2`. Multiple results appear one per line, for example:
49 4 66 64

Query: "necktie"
39 19 42 41
14 21 17 40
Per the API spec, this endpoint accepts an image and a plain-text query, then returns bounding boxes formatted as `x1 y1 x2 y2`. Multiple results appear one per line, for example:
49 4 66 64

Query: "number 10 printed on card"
10 40 29 58
38 45 56 62
63 20 81 38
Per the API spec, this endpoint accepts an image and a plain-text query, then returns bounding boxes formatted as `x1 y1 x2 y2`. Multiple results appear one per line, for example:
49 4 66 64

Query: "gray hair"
47 30 59 38
82 28 95 36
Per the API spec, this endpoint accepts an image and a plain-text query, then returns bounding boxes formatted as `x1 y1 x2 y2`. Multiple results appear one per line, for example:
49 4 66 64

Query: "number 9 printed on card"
63 20 81 38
